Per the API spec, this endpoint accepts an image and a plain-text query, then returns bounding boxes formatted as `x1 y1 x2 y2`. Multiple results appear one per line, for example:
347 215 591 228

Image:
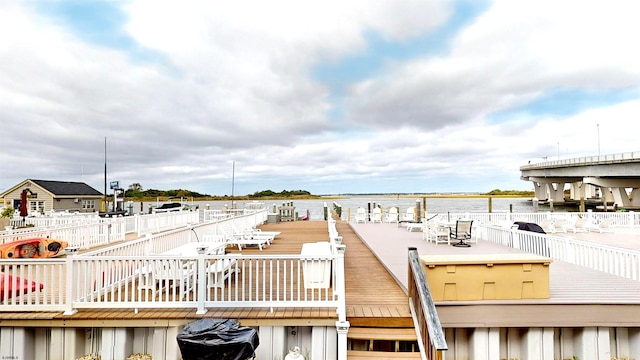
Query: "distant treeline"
485 189 534 196
124 186 316 200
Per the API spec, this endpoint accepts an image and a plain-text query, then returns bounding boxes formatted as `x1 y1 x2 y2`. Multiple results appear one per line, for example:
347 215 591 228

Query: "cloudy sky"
1 0 639 196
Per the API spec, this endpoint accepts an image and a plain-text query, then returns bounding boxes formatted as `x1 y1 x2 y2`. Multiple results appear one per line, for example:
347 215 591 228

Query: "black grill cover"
177 318 259 360
513 221 546 234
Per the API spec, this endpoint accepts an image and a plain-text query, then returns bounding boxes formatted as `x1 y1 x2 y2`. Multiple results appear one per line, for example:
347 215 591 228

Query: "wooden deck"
0 219 412 328
6 219 640 330
351 222 640 328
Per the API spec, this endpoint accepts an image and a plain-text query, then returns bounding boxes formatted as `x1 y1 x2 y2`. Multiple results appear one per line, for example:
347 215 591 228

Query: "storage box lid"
420 253 551 266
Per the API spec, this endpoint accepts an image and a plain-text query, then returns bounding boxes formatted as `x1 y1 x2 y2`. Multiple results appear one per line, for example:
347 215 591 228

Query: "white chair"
566 218 589 233
385 207 399 224
589 218 614 233
538 218 555 233
354 207 367 223
424 221 450 244
401 207 415 222
551 218 568 233
370 207 382 223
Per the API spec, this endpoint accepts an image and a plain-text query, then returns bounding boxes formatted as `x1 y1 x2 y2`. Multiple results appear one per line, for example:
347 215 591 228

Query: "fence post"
63 247 80 315
196 245 208 315
511 228 520 250
334 244 350 360
323 203 328 221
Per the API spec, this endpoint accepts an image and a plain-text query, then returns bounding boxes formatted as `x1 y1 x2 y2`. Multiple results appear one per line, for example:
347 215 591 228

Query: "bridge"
520 151 640 209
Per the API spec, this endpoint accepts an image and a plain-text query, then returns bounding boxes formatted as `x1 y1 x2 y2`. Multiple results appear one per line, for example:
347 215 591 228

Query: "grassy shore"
127 193 533 202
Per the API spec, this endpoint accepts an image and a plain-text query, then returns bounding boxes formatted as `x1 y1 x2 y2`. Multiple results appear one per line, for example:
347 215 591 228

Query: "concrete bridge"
520 151 640 209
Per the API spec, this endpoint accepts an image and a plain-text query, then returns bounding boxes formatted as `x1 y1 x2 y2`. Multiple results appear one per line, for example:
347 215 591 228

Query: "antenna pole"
231 161 235 210
104 137 107 197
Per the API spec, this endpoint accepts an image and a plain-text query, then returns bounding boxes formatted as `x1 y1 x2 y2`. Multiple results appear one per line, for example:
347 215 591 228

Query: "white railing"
0 259 67 311
0 211 202 248
521 151 640 170
135 210 200 236
0 219 127 248
477 225 640 281
0 209 344 317
65 253 340 312
435 211 639 227
202 208 266 223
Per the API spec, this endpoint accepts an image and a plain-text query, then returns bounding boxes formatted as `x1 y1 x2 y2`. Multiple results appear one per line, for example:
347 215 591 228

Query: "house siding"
0 179 102 214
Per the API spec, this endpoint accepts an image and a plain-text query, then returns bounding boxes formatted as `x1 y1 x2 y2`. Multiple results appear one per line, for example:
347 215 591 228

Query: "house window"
30 201 45 213
82 200 95 209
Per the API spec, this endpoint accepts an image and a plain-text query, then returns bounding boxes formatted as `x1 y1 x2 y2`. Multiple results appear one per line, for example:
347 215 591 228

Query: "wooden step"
348 327 417 341
347 350 421 359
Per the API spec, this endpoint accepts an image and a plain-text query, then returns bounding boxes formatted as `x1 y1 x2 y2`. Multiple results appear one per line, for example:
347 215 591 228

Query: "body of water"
132 196 543 221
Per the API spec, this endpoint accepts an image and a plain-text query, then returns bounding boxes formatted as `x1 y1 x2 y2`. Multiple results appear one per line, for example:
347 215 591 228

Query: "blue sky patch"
33 1 163 64
312 0 490 121
489 87 640 123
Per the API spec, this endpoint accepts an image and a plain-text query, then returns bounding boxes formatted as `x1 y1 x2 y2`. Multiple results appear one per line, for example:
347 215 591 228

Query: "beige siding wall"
1 181 101 213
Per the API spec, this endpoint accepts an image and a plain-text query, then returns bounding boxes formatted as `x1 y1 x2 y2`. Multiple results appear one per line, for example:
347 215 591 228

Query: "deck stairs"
347 327 421 358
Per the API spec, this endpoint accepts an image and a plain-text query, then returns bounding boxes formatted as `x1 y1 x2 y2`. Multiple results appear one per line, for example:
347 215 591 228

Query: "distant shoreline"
126 193 533 202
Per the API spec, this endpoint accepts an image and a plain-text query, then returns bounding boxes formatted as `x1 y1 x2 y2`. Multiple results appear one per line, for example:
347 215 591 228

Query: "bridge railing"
521 151 640 170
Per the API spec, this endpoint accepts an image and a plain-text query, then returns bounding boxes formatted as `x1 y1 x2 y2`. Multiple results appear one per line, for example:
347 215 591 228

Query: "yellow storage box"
420 254 551 301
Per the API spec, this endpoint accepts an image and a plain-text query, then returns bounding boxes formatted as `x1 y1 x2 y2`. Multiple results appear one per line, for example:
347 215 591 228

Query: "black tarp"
177 318 259 360
513 221 546 234
156 202 182 210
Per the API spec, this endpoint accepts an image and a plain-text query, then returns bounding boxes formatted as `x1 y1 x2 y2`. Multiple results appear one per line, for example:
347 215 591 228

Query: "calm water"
134 197 541 221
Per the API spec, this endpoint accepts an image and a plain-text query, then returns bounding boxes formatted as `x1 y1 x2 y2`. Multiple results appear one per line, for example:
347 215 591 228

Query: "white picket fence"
0 211 200 248
0 210 347 320
475 224 640 282
438 210 639 227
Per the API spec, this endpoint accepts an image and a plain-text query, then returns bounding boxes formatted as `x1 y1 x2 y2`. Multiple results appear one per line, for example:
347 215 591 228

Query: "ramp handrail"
408 247 447 360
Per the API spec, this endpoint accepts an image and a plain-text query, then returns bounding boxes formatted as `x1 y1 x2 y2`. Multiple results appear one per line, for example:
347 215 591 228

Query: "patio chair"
566 217 589 233
450 219 474 247
589 218 614 233
401 207 415 222
551 218 568 233
370 207 382 223
354 207 367 223
424 221 450 244
538 218 555 233
385 207 399 224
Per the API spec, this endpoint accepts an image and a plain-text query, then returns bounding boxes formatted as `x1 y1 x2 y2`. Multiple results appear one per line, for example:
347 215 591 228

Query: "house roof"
30 179 103 197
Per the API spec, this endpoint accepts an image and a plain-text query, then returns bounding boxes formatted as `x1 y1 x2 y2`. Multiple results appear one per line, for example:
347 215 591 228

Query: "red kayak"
0 274 44 300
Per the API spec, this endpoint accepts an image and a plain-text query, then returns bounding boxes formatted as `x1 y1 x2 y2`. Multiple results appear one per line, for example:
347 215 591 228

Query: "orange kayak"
0 238 69 259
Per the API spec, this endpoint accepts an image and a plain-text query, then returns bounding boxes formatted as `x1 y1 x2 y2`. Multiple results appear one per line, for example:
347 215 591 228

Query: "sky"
1 0 640 196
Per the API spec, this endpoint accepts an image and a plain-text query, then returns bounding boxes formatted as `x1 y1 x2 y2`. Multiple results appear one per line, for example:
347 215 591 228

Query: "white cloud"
1 0 639 195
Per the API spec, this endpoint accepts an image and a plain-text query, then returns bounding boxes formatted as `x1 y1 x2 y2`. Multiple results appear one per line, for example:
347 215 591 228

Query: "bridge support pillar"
530 179 567 202
609 187 632 208
569 182 597 201
533 182 548 201
546 182 566 203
